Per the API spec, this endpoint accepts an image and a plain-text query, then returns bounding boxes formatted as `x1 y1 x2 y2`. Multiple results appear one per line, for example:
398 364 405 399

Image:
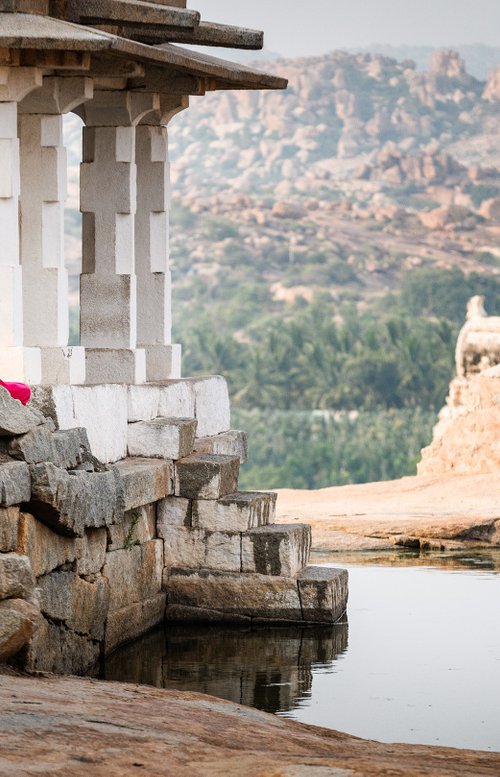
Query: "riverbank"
1 671 499 776
275 472 500 551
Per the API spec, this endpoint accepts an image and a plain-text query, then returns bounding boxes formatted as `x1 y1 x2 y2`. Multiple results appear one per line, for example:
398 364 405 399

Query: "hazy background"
194 0 500 56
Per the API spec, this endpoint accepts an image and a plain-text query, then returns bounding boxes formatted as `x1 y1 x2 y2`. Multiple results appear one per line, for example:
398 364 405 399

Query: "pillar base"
39 347 85 385
0 347 42 384
142 344 182 382
84 348 146 385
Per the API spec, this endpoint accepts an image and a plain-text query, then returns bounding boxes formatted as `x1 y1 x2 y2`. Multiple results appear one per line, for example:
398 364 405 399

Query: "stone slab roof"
0 3 287 91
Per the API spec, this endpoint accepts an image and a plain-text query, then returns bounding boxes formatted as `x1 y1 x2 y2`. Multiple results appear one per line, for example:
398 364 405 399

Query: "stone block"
158 380 195 419
167 569 302 621
0 553 35 601
0 385 41 436
18 512 77 577
0 506 19 552
28 462 124 537
107 505 156 552
193 491 276 533
30 384 128 464
84 348 147 385
174 454 240 500
0 458 31 506
157 496 191 532
23 616 100 675
70 575 109 641
127 417 197 460
75 527 107 575
38 570 109 640
184 375 231 437
189 376 231 438
143 345 182 382
242 524 311 578
0 598 40 662
163 527 241 573
6 426 88 469
113 457 172 511
127 384 160 422
39 346 86 386
297 566 349 624
165 604 251 624
193 430 248 464
104 593 166 654
103 539 163 612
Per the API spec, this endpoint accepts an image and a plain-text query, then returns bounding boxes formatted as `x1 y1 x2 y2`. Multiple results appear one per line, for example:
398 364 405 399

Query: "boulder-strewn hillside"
167 49 500 326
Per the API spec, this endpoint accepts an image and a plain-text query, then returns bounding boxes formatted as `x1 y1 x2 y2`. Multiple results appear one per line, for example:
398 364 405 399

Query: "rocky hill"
165 49 500 330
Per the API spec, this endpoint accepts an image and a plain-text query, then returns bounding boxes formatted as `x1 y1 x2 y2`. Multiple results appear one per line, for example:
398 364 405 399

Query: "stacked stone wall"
0 381 348 675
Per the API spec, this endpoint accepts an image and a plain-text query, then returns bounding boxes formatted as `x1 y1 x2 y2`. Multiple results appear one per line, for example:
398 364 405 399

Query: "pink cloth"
0 380 31 406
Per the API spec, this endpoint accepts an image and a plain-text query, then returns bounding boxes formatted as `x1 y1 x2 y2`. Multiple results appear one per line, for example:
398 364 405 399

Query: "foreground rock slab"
276 473 500 552
0 673 498 777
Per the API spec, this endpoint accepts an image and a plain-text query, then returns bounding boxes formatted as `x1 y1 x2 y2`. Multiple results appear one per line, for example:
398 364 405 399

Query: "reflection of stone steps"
104 623 349 715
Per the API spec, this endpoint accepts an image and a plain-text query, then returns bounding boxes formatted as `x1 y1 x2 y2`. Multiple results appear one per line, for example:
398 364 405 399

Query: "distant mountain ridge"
352 44 500 79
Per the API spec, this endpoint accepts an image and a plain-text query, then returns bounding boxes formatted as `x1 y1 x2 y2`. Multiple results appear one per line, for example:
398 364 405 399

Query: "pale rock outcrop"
455 296 500 377
419 298 500 477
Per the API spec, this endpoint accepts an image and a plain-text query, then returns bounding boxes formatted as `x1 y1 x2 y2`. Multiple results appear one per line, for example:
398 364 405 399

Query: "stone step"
4 426 90 471
113 457 172 511
164 566 349 625
127 417 197 461
193 430 248 464
297 566 349 623
241 524 311 578
161 526 242 574
174 454 240 500
192 491 277 532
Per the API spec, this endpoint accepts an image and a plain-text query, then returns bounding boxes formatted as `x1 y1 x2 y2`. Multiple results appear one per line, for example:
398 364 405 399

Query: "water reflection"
103 622 349 714
312 549 500 572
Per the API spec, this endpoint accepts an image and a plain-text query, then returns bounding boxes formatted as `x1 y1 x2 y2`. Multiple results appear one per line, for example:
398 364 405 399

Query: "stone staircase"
124 414 348 626
0 379 348 673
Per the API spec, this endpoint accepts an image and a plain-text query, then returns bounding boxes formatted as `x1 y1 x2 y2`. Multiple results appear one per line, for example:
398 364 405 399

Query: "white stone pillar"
135 97 187 381
77 91 159 384
18 77 92 385
0 66 43 383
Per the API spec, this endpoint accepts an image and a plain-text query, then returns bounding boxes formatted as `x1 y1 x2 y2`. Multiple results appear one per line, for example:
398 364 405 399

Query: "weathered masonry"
0 1 348 674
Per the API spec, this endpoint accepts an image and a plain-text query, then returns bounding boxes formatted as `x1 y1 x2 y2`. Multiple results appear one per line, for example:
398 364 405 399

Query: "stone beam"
18 50 91 71
0 1 49 13
0 66 43 383
128 67 210 96
97 21 264 50
50 0 200 28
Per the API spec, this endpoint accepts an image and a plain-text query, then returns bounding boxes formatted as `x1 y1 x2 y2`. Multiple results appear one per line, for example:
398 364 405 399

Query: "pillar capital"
140 94 189 126
75 90 160 127
18 76 93 115
0 66 43 102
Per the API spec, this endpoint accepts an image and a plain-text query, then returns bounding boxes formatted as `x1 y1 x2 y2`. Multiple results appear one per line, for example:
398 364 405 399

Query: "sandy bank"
275 472 500 551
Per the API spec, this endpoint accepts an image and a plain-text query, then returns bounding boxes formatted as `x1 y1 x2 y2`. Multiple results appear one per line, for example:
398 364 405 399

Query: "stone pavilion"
0 2 348 672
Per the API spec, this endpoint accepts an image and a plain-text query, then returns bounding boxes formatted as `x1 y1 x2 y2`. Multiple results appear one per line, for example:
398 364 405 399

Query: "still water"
103 552 500 752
